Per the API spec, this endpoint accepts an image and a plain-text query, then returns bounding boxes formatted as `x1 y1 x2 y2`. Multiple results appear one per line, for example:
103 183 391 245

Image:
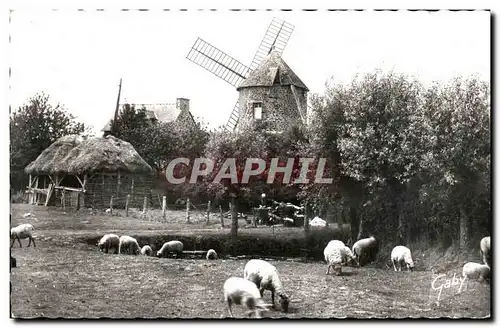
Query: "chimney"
176 98 190 112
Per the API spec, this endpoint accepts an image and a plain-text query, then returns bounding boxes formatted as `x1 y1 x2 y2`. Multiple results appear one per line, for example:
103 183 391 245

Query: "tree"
10 93 88 191
204 125 306 237
421 77 490 248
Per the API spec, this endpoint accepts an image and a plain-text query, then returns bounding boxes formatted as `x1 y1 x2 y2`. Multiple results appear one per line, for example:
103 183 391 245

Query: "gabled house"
102 97 196 136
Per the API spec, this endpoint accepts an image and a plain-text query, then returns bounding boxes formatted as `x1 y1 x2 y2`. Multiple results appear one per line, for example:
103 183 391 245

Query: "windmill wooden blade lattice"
248 17 295 71
186 38 251 88
186 17 295 132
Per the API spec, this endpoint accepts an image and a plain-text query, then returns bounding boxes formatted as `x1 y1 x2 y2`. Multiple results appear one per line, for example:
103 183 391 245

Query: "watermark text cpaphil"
164 157 333 184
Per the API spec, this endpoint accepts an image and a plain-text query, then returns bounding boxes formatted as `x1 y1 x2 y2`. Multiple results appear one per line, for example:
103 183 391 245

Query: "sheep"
243 259 290 313
324 240 350 275
480 236 491 267
97 234 120 254
223 277 272 318
391 245 415 272
118 236 140 255
157 240 184 258
141 245 153 256
10 224 36 248
352 236 379 266
342 246 357 266
462 262 490 283
206 249 218 260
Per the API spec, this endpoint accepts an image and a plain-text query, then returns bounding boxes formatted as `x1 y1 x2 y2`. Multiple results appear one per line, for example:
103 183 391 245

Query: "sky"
8 9 490 134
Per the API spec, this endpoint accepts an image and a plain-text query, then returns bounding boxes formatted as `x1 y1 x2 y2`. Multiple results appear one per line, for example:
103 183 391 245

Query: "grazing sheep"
157 240 184 258
206 249 218 260
324 240 351 275
141 245 153 256
10 224 36 248
352 236 379 266
97 234 120 254
342 246 357 266
118 236 140 255
462 262 490 283
223 277 272 318
480 236 491 267
243 259 290 313
391 245 415 272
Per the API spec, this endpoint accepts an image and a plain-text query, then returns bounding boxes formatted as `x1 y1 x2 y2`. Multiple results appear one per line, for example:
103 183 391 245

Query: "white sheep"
462 262 490 283
10 224 36 248
391 245 415 272
324 240 350 275
243 259 290 313
97 234 120 254
352 236 378 266
118 236 140 255
157 240 184 258
223 277 272 318
480 236 491 267
342 246 357 266
141 245 153 256
206 249 218 260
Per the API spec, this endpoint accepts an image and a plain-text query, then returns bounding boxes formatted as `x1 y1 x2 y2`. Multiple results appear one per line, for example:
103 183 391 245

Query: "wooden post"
76 191 81 211
142 196 147 215
219 205 224 228
304 202 310 234
125 194 130 217
28 174 33 204
116 172 121 204
62 187 66 210
101 174 105 207
186 198 190 223
109 195 114 214
131 179 135 203
162 196 167 221
206 201 211 224
230 198 238 238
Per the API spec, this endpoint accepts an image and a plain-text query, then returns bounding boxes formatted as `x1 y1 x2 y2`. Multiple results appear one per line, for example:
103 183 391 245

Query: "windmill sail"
225 101 240 132
248 17 295 72
186 38 251 88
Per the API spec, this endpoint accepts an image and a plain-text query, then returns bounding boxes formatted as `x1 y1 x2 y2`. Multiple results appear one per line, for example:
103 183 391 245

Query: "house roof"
101 103 195 132
237 50 309 91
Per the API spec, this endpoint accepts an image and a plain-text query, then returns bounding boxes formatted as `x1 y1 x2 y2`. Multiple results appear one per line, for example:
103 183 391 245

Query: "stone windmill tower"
186 17 309 132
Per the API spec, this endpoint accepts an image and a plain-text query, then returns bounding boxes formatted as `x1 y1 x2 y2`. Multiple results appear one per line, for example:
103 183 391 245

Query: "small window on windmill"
252 102 263 120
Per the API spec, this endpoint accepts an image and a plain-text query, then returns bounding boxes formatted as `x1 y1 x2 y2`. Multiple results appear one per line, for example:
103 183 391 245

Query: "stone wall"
237 85 308 132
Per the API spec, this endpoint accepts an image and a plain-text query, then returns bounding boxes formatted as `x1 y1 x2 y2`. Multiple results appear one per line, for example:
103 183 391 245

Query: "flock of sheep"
96 233 219 260
10 215 491 319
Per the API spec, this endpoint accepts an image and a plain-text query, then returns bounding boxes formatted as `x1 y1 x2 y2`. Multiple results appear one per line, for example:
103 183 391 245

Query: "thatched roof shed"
24 135 154 209
25 135 153 175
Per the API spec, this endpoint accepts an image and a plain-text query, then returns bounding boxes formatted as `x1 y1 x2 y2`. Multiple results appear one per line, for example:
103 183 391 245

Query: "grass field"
10 204 491 319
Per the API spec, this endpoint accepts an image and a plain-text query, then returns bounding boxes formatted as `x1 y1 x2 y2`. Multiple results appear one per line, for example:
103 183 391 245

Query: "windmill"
186 17 300 132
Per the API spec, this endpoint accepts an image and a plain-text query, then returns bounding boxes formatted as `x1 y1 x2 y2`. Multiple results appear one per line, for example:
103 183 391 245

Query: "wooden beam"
54 186 83 192
76 175 84 188
45 184 54 206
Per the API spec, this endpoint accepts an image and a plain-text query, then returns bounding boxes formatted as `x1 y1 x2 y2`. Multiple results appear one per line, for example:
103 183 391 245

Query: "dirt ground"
10 204 491 319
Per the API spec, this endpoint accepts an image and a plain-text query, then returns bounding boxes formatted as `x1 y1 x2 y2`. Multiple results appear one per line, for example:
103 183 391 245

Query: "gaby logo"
164 157 333 185
431 273 467 304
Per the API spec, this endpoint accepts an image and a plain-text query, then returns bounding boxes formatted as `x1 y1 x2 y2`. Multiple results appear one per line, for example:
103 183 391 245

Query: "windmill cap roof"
237 51 309 91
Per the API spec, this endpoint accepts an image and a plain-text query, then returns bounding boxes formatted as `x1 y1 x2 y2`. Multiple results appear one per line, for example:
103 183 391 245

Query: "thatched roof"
237 51 309 91
25 135 153 175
